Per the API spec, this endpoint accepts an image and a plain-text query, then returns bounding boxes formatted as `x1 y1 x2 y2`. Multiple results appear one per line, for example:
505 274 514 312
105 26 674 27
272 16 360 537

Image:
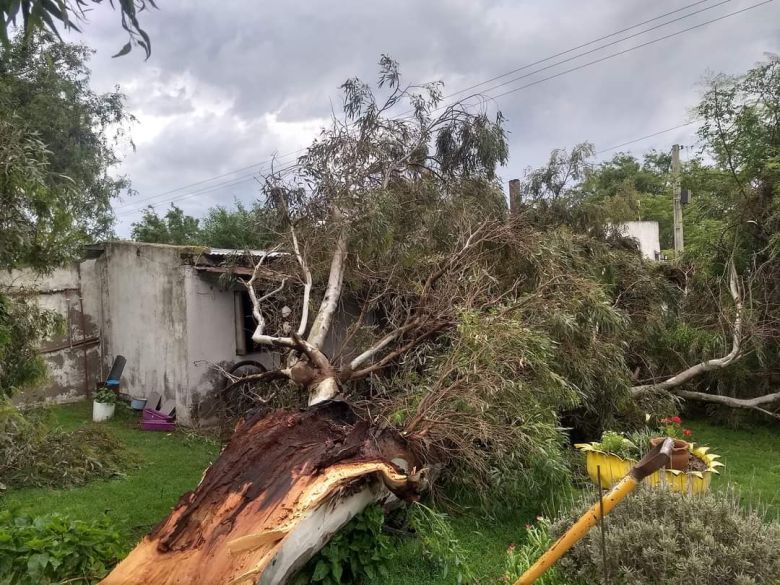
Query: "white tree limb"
347 320 419 371
290 224 312 337
632 262 743 396
674 389 780 420
245 249 291 346
307 226 348 350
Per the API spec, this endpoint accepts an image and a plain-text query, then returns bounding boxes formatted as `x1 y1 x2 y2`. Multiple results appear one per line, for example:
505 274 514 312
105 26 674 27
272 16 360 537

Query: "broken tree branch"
632 262 743 396
290 223 312 337
101 402 423 585
674 389 780 420
307 225 348 350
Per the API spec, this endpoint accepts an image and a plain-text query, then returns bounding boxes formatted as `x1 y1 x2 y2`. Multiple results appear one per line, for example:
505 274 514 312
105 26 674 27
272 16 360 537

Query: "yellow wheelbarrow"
513 437 674 585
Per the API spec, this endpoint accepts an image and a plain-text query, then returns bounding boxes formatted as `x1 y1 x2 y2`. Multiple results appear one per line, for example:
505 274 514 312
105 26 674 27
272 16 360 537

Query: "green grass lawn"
1 401 531 584
0 402 220 546
688 418 780 519
2 403 778 584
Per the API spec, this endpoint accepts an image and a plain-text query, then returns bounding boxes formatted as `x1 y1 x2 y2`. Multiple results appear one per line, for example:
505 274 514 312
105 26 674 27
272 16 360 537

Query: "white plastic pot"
92 400 116 422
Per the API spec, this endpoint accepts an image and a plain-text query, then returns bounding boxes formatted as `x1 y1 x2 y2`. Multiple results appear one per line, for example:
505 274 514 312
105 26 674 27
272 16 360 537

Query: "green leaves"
0 402 135 488
0 510 124 584
0 0 154 58
1 34 132 272
112 41 132 58
296 504 393 585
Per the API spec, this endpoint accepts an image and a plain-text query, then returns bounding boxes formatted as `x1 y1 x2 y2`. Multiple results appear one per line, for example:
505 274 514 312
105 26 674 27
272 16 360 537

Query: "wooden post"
509 179 521 214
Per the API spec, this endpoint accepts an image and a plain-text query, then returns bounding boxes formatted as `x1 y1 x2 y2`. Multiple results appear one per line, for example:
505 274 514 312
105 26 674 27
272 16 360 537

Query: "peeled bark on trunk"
102 402 421 585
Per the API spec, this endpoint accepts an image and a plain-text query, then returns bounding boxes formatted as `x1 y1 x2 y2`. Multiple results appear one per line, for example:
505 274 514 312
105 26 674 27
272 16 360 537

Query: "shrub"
552 487 780 585
0 510 124 584
94 388 117 404
294 504 393 585
592 430 638 459
502 517 579 585
0 403 134 489
0 293 62 400
409 503 474 584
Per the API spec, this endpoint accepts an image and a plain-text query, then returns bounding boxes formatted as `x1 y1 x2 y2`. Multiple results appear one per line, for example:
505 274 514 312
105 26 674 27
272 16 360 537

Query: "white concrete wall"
615 221 661 260
183 268 276 425
97 242 189 413
1 264 101 404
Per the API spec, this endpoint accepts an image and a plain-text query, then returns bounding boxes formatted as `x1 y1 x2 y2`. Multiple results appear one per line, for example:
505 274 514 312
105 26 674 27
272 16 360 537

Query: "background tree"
131 205 202 246
130 201 278 249
1 34 130 399
0 33 132 268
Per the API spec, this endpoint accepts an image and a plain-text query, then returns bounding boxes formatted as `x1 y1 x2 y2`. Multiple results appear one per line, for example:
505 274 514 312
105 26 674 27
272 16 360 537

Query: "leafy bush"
592 431 638 459
409 504 474 584
94 388 117 404
0 403 134 489
502 517 580 585
0 510 124 584
294 504 393 585
552 487 780 585
0 293 62 400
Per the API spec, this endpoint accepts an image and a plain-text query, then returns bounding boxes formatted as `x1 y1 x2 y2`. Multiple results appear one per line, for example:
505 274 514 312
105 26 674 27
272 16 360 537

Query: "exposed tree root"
101 402 423 585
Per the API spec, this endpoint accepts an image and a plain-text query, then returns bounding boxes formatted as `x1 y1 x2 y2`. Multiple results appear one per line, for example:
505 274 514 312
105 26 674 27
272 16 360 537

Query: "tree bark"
101 402 422 585
306 226 348 351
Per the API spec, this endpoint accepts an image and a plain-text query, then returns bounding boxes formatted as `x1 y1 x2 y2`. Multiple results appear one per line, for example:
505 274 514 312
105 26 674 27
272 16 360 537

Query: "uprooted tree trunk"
102 402 424 585
631 262 780 420
102 61 504 582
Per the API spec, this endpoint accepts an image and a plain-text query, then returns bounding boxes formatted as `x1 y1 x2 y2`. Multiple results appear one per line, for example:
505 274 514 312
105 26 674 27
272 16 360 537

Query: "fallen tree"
631 262 780 420
104 58 780 584
103 57 509 584
103 402 424 585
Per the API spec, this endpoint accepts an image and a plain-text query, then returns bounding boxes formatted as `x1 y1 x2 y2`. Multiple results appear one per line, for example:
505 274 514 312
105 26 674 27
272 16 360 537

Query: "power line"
116 0 772 218
595 123 695 154
113 147 304 211
428 0 720 101
117 175 258 217
117 2 729 215
452 0 735 105
486 0 773 102
117 159 305 219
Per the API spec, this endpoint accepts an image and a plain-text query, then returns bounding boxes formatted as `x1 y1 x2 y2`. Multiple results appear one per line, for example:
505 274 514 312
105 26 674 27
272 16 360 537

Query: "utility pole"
508 179 521 215
672 144 684 253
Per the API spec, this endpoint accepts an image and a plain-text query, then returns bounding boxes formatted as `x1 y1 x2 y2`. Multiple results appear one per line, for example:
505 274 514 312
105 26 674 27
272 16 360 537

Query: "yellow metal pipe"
512 438 674 585
513 474 638 585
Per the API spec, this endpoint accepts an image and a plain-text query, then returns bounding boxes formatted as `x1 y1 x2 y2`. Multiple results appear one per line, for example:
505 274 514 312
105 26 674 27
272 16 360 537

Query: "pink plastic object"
142 408 174 422
140 419 176 432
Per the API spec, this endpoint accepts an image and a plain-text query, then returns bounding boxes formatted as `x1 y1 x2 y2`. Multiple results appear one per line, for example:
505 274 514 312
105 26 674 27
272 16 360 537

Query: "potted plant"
649 416 693 470
93 388 117 422
574 431 639 488
576 425 723 493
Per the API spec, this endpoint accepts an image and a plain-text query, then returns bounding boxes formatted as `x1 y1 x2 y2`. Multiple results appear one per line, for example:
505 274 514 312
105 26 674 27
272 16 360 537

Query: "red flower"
683 428 693 437
660 417 670 424
670 416 682 424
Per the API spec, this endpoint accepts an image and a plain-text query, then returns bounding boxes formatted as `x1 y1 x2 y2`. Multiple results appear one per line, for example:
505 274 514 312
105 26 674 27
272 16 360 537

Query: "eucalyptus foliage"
0 0 155 58
0 34 131 270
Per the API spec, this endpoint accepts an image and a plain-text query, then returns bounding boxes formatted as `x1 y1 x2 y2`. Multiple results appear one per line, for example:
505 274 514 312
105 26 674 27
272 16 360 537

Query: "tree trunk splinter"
101 402 422 585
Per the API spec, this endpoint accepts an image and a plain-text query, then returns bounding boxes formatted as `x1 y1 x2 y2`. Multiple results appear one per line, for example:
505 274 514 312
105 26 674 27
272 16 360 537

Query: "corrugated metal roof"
205 248 285 258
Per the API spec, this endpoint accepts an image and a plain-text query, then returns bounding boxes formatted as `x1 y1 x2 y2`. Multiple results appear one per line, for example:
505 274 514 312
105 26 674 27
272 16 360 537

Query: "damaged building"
3 242 284 426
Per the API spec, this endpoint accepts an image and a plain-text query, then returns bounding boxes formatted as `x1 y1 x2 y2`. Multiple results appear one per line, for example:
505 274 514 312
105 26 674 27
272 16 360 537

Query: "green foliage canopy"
0 34 131 271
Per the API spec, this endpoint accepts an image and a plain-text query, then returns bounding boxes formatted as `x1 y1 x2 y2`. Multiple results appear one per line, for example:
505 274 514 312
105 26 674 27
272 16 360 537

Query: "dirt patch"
685 452 708 473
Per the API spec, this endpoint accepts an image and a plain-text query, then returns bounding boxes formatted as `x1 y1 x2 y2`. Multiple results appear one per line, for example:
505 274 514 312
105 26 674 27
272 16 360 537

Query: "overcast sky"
64 0 780 236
